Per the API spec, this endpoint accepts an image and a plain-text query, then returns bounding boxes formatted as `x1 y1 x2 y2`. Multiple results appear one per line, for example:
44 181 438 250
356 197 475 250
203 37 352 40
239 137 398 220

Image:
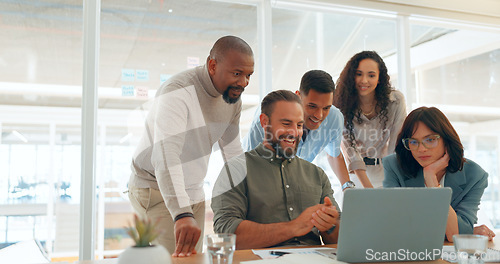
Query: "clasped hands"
173 197 340 257
292 196 340 236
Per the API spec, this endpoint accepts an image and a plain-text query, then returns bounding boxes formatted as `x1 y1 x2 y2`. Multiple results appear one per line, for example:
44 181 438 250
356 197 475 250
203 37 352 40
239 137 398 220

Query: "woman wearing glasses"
383 106 490 241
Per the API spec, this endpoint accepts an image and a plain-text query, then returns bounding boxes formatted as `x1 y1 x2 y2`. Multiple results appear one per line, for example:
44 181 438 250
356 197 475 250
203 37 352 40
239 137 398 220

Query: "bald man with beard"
128 36 254 257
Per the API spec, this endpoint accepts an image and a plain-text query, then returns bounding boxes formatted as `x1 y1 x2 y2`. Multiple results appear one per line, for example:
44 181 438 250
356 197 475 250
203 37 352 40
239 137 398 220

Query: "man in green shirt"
211 90 340 249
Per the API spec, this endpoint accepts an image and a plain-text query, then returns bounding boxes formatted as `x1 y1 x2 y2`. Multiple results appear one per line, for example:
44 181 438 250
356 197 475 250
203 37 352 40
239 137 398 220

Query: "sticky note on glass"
122 85 134 96
187 57 200 68
121 69 135 82
136 86 149 98
136 69 149 81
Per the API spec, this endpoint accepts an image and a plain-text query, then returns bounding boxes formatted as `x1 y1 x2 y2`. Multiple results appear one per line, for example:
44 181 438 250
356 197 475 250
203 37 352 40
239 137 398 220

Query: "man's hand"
474 224 496 241
173 217 201 257
311 197 339 232
290 204 323 237
423 152 449 187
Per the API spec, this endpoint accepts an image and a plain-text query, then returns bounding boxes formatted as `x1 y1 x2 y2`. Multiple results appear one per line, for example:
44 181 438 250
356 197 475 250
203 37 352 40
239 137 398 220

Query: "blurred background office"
0 0 498 262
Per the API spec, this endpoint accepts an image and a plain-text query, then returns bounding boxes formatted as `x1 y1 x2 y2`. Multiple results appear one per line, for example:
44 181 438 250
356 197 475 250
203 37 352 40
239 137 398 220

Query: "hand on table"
173 217 201 257
474 224 496 241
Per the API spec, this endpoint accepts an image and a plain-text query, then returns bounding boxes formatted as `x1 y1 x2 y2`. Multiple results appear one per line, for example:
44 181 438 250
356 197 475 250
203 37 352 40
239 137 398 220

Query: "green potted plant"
117 214 171 264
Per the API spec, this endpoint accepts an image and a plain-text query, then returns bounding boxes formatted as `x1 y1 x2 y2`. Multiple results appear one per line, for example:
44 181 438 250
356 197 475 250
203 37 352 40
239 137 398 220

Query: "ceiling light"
119 133 133 144
12 130 28 143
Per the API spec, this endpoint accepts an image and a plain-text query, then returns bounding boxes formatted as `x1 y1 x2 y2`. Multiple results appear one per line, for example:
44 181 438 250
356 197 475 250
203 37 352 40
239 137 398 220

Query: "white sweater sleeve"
151 88 195 218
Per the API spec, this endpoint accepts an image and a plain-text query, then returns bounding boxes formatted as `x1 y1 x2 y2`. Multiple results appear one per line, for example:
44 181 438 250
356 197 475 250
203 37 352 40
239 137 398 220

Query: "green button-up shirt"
211 143 339 246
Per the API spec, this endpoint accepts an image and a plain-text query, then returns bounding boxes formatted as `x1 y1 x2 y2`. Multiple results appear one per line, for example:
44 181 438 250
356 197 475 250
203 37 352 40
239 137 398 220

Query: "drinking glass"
205 233 236 264
453 234 488 264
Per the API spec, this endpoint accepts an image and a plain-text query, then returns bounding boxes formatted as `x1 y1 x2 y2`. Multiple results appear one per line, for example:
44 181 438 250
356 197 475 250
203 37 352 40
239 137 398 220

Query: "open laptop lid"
336 188 452 263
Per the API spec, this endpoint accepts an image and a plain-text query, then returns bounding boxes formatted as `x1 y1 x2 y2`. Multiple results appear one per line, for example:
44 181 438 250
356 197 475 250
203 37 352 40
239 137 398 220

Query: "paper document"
242 252 347 264
251 247 339 259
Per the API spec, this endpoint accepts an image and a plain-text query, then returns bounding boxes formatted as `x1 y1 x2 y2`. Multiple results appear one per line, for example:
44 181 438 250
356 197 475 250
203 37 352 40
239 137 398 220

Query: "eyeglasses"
402 135 441 151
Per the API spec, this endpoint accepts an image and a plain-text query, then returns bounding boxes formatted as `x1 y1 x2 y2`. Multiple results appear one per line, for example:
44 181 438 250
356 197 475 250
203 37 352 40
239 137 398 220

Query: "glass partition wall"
97 0 258 257
0 0 84 261
1 0 498 261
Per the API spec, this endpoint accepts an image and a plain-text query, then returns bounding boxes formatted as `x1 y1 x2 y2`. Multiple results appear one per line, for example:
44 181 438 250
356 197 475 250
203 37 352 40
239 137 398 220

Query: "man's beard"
265 128 300 159
222 86 244 104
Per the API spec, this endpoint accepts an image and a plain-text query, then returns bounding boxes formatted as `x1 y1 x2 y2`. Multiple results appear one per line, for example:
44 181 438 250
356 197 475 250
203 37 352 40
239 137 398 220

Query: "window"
1 1 498 261
0 0 83 259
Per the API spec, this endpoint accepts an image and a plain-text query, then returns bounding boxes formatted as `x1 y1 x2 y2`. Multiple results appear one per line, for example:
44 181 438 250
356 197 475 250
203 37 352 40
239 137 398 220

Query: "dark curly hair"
333 51 392 148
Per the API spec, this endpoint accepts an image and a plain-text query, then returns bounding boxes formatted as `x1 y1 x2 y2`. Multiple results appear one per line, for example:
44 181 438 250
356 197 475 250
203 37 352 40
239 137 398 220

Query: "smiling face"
208 49 254 104
355 58 379 98
299 89 333 130
260 100 304 158
409 122 446 168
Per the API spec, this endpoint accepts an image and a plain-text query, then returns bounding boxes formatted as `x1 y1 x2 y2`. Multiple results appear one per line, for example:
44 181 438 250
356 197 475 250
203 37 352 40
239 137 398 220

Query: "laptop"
336 188 452 262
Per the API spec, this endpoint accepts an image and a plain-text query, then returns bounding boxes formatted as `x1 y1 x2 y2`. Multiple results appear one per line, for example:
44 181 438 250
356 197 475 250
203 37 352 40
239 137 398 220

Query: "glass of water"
205 233 236 264
453 234 488 264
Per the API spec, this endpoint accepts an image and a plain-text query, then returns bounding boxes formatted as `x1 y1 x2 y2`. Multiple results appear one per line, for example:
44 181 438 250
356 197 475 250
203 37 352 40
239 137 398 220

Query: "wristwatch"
342 180 355 191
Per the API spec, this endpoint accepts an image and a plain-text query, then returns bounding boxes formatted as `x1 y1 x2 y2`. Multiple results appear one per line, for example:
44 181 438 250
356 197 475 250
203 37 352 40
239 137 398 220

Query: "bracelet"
174 212 194 222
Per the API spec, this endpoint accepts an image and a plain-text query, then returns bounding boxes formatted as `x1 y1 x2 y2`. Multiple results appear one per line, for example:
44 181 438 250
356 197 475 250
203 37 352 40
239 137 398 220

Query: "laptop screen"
336 188 451 263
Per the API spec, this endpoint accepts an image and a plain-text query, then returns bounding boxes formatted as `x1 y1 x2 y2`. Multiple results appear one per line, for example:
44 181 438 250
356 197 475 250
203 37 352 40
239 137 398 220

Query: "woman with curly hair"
333 51 406 189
